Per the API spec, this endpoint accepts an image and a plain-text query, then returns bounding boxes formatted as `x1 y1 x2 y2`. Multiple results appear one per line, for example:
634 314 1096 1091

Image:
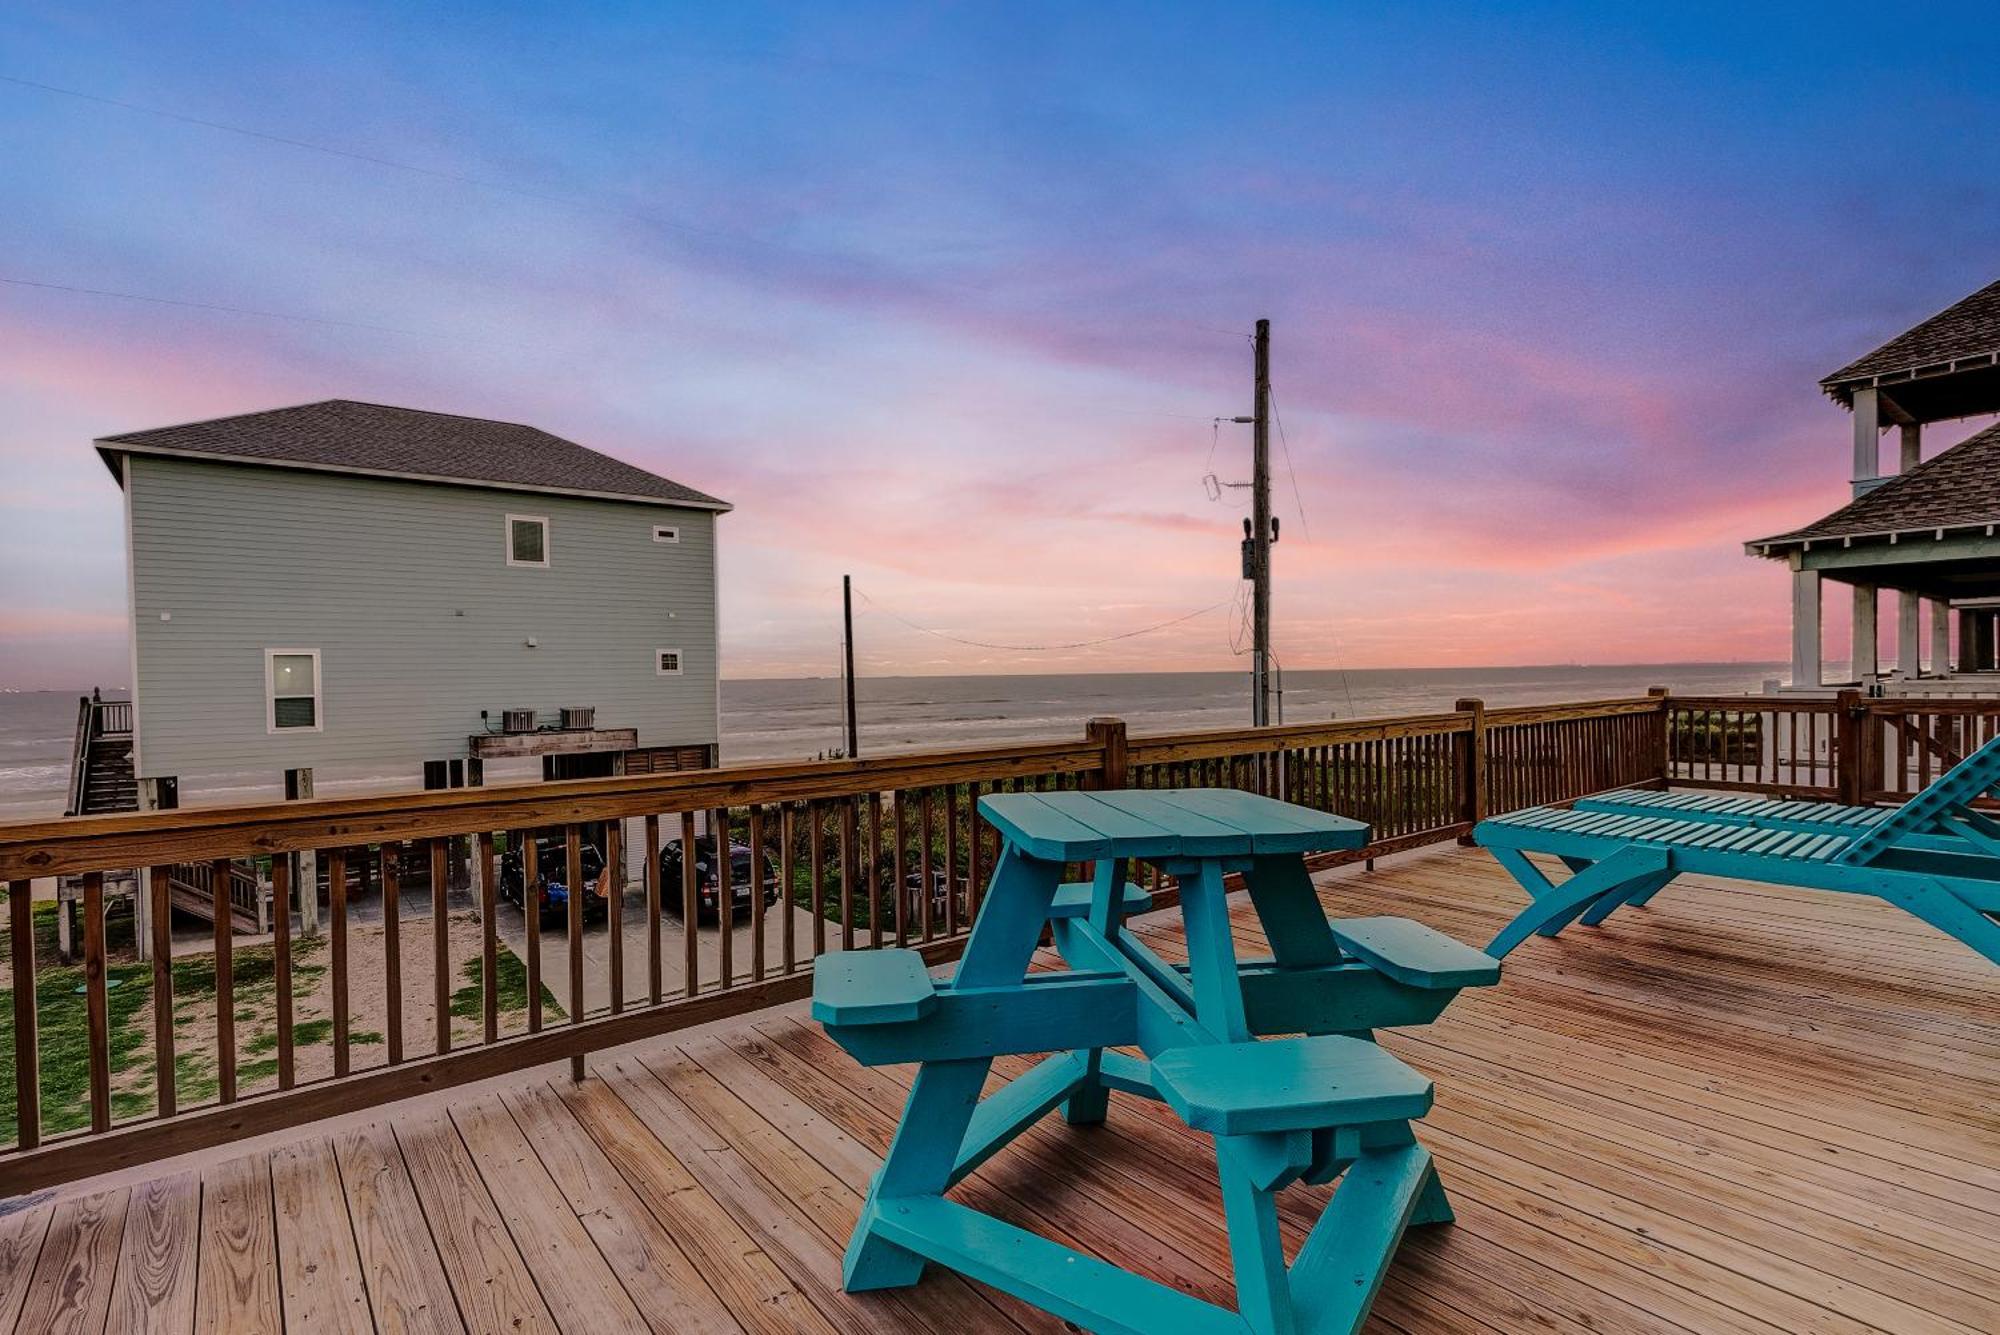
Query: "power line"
1268 382 1311 542
855 586 1234 652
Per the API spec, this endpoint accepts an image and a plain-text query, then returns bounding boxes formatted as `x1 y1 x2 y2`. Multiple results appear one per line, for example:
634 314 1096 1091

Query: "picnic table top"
977 787 1368 862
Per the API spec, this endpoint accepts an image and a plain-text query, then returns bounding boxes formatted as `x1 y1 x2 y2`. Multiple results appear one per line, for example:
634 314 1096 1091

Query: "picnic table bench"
812 787 1500 1335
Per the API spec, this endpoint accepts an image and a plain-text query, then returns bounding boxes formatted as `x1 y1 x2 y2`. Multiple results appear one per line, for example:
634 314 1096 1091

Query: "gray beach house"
77 399 730 818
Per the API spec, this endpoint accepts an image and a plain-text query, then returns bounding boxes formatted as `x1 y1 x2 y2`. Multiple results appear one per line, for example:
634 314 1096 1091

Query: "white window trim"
652 525 681 544
265 648 323 734
655 647 684 676
505 513 551 567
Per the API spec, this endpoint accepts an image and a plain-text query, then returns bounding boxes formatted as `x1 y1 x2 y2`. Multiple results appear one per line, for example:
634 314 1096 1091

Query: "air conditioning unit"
502 708 535 734
561 705 596 730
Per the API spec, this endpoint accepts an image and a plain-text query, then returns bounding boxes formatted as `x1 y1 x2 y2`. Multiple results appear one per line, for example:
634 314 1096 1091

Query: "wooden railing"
1664 692 2000 805
61 695 134 817
0 693 1676 1193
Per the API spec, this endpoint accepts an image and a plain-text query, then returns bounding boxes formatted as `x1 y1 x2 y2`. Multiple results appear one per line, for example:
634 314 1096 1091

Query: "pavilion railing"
0 691 1690 1193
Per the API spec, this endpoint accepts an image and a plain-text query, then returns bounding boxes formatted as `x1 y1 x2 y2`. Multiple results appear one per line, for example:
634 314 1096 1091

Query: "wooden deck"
0 842 1993 1334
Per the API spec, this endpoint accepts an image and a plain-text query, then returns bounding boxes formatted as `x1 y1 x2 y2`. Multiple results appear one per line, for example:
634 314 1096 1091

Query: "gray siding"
127 455 718 794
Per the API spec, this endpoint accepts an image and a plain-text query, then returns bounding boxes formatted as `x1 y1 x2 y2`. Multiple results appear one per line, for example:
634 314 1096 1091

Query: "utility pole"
1250 318 1273 727
842 575 860 758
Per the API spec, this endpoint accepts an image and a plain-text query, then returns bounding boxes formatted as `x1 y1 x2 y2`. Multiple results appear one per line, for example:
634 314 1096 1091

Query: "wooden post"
1834 689 1865 806
1085 717 1128 791
286 768 319 939
1454 698 1486 844
1647 687 1671 785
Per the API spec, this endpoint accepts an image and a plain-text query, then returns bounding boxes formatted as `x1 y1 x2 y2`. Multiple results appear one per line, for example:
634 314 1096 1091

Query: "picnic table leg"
844 845 1064 1292
1242 854 1343 969
1061 856 1126 1127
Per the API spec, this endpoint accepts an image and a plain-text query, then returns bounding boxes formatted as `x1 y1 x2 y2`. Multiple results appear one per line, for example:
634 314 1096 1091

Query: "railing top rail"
1483 697 1663 727
0 737 1102 879
1663 694 1845 711
1129 710 1474 762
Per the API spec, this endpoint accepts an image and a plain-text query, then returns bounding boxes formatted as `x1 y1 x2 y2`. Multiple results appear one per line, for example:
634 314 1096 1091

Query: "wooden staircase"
64 694 137 816
59 693 268 937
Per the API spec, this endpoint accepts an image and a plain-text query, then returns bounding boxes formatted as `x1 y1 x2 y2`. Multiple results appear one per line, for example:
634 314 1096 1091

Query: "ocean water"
0 662 1784 820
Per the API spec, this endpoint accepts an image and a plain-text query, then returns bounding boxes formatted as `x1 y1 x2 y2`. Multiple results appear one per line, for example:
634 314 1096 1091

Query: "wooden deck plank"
3 843 1992 1335
496 1081 746 1335
395 1108 557 1335
540 1075 841 1335
0 1202 52 1331
332 1122 466 1335
639 1044 1062 1334
15 1188 125 1335
446 1096 649 1335
105 1173 198 1335
194 1156 279 1333
272 1139 373 1334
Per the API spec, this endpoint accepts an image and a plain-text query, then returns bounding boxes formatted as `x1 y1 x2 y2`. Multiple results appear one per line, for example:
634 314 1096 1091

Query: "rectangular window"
656 648 683 676
506 514 549 566
267 649 321 732
652 525 680 544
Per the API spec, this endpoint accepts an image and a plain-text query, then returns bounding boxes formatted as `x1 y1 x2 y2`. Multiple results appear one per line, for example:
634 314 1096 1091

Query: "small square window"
506 514 549 567
267 650 321 732
652 525 680 544
656 648 683 676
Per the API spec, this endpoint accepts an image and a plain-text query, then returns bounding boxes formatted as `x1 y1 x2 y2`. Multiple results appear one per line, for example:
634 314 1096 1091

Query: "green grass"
450 949 564 1022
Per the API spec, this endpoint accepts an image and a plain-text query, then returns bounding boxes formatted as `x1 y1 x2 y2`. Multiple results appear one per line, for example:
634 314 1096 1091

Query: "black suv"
499 834 609 928
660 836 781 923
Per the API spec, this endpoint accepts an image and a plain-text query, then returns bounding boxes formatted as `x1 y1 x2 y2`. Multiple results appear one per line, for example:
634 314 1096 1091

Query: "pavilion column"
1850 387 1880 498
1899 421 1922 472
1898 592 1922 677
1851 584 1878 682
1931 599 1954 675
1791 568 1823 688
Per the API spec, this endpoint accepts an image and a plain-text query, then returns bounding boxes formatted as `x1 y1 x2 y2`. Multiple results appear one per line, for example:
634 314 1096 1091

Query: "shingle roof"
96 400 729 510
1822 279 2000 393
1751 421 2000 549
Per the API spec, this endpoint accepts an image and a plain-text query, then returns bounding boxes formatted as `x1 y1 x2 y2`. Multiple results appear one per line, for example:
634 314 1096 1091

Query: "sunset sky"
3 3 1997 687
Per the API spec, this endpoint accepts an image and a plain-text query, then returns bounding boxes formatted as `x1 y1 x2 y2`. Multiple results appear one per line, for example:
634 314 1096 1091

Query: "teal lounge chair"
1474 734 2000 965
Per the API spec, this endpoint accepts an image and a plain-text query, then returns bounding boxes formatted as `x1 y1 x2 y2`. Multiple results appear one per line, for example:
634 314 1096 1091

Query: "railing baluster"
382 845 403 1063
606 819 624 1014
837 800 853 955
330 848 350 1078
749 805 767 982
680 812 700 995
867 796 884 950
478 832 499 1045
945 785 960 937
919 790 935 942
893 792 909 947
271 858 294 1091
10 878 35 1150
717 808 735 987
211 858 236 1103
83 872 110 1132
565 825 585 1080
432 838 451 1056
146 866 177 1114
809 802 827 959
644 814 663 1005
780 804 797 974
521 833 542 1032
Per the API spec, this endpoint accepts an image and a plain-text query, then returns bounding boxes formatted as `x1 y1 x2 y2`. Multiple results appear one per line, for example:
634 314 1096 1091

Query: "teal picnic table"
812 788 1500 1335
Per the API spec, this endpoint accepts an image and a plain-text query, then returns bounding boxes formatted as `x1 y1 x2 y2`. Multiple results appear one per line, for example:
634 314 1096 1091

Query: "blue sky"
3 2 1996 685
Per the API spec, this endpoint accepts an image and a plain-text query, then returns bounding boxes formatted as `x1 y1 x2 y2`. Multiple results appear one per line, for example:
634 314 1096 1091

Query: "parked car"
661 836 781 923
499 834 609 928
